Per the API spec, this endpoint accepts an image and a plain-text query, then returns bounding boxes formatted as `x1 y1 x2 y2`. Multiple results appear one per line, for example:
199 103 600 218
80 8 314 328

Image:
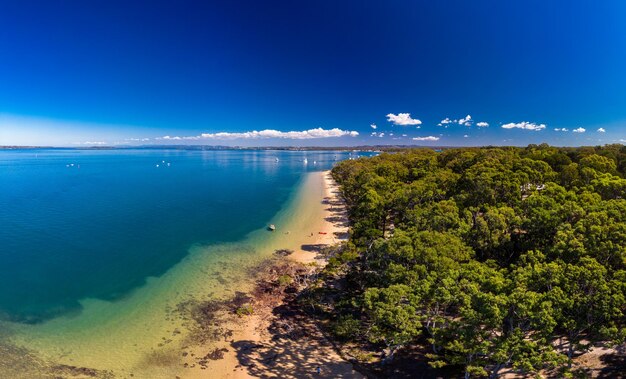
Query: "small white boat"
303 158 308 164
268 224 276 231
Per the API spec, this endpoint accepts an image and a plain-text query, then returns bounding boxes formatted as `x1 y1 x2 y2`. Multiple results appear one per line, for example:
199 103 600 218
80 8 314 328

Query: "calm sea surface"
0 149 370 323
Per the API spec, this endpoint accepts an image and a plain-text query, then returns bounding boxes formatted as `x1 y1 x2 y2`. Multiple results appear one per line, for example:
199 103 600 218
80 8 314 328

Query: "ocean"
0 148 371 377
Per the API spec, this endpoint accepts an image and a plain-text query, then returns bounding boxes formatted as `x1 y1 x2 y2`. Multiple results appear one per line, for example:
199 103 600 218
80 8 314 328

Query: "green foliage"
235 304 254 317
324 145 626 376
277 274 293 287
363 284 422 356
332 314 361 340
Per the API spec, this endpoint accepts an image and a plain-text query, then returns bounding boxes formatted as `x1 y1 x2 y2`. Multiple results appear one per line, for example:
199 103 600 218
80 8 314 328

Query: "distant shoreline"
2 143 617 151
0 145 430 151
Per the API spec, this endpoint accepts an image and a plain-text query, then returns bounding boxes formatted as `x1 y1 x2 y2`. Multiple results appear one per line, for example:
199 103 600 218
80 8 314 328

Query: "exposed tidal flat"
0 149 365 378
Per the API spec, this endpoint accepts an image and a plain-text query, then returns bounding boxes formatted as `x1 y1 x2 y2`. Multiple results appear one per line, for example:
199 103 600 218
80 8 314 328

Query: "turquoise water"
0 149 366 324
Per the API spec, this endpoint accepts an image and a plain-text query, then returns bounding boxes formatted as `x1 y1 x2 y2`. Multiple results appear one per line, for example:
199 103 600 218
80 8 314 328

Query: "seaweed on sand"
0 340 114 379
174 297 234 345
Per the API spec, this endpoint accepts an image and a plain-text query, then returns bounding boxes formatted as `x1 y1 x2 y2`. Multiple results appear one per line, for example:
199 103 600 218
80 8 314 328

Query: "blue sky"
1 0 625 147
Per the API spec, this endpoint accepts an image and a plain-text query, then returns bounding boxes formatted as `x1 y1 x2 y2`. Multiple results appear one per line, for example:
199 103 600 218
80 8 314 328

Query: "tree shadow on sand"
228 176 360 378
300 244 337 260
230 302 361 379
595 344 626 379
322 192 350 230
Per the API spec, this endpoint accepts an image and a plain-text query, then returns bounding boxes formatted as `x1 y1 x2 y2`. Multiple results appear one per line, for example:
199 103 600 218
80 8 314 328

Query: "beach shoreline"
181 170 363 379
0 169 360 379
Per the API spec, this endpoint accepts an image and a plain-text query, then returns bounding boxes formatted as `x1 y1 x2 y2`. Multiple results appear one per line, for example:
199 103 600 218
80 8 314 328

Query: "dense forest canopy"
320 144 626 378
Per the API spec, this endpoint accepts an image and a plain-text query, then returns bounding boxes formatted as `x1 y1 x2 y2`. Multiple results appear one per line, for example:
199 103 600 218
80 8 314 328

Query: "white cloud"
501 121 546 131
401 134 407 137
458 115 472 126
158 128 359 141
412 136 440 141
573 127 586 133
387 113 422 126
439 115 487 127
80 141 108 145
438 117 453 127
389 133 394 136
159 135 205 141
379 133 385 138
463 134 469 138
200 128 359 139
554 128 569 132
126 137 150 142
370 123 377 129
597 128 606 133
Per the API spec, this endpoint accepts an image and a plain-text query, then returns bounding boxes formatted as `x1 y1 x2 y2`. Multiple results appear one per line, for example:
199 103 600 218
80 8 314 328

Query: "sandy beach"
182 170 363 379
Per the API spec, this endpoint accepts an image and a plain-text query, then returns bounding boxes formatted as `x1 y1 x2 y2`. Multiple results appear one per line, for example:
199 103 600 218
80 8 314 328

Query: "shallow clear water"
0 149 367 324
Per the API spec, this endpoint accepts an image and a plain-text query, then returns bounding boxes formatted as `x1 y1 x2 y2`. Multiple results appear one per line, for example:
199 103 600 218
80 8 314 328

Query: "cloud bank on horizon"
413 136 440 141
501 122 547 131
160 127 359 141
141 112 606 145
0 112 619 147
